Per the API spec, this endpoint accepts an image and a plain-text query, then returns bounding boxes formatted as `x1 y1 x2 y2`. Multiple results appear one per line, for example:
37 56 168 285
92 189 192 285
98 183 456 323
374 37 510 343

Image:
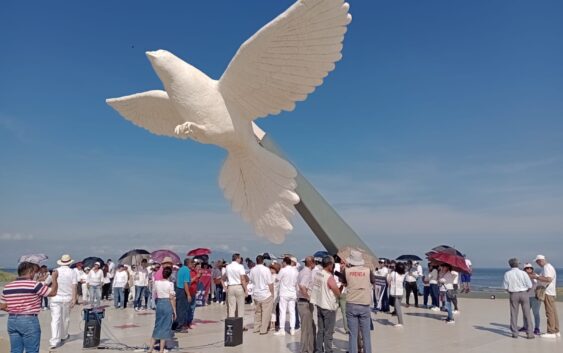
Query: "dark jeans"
430 284 439 307
8 315 41 353
175 287 188 328
423 286 430 306
134 286 149 309
102 283 111 300
380 287 389 312
405 281 418 306
214 284 224 302
187 296 197 325
123 287 130 308
295 301 300 329
315 307 336 353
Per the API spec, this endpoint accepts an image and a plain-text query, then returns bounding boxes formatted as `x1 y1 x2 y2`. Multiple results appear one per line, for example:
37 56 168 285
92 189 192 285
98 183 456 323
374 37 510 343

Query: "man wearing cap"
343 250 375 353
503 258 534 339
49 254 78 349
310 256 341 353
533 255 560 338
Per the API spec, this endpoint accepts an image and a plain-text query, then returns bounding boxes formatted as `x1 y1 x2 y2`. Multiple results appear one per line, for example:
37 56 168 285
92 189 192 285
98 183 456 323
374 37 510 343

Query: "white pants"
50 299 71 346
279 296 296 331
81 283 89 303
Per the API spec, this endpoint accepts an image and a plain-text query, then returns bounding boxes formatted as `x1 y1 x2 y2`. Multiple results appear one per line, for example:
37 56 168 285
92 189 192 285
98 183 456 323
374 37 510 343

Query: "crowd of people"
0 250 559 353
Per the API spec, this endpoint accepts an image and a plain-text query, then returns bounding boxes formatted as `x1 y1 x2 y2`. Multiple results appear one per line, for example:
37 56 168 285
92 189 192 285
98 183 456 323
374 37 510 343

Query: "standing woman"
522 263 541 335
428 265 440 311
269 263 281 331
387 262 406 327
149 266 176 353
101 265 111 301
439 264 456 324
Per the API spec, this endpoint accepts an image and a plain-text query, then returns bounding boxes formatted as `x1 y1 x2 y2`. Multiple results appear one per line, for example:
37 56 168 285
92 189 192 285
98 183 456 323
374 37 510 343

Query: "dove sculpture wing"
219 0 351 121
106 90 187 139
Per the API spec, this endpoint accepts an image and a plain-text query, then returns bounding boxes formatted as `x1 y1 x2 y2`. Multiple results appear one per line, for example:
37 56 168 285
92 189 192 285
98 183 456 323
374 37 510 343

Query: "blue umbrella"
313 250 329 261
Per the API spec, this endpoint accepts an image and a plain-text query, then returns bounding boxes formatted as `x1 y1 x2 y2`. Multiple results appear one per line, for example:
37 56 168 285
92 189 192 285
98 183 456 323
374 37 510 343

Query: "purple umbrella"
151 249 181 264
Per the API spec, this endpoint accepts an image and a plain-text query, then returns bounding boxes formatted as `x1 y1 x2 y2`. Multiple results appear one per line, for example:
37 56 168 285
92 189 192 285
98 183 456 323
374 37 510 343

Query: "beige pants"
253 295 274 334
544 294 560 334
227 285 246 320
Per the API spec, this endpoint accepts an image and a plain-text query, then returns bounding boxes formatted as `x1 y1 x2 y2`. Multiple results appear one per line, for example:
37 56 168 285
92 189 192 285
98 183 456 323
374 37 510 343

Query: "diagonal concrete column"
252 123 377 258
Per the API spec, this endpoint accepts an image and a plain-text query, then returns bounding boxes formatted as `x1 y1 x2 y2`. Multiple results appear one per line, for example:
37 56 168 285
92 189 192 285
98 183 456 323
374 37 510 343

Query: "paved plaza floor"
0 297 561 352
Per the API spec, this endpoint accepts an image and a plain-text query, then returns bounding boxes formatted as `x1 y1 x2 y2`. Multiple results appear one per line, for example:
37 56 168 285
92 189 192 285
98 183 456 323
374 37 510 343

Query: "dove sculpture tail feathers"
219 143 300 243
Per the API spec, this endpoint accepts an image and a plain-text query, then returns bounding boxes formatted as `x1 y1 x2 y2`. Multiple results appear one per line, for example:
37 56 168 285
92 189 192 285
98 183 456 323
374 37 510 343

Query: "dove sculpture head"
107 0 352 244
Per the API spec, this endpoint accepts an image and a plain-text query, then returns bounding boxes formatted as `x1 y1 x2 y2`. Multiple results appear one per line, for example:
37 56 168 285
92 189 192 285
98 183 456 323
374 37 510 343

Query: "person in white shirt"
439 264 457 324
112 265 129 309
269 263 281 331
533 255 560 338
49 254 78 349
297 256 315 353
107 259 115 298
134 259 150 310
460 256 472 293
274 257 299 336
503 258 533 338
80 267 90 304
387 262 406 327
428 265 440 311
87 262 104 307
404 261 419 308
226 253 248 325
248 255 274 334
72 263 84 305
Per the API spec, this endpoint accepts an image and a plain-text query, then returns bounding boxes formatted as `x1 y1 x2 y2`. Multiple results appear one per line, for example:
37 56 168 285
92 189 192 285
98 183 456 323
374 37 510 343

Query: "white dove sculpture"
106 0 352 244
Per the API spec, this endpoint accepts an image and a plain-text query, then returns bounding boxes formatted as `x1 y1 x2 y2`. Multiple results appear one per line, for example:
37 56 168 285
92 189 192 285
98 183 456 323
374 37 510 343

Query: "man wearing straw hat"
343 250 375 353
49 254 78 349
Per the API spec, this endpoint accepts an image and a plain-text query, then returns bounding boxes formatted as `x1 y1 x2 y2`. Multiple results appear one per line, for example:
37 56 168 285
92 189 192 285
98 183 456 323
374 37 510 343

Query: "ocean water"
469 268 563 292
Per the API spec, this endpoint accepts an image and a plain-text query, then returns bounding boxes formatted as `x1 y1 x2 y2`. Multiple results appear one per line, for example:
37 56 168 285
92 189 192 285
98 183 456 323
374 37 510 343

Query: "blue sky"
1 0 562 268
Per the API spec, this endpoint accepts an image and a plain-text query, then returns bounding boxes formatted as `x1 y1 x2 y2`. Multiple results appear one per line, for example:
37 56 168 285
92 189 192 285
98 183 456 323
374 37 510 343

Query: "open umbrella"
261 252 277 260
396 254 423 262
119 249 151 266
151 249 181 265
428 252 471 273
337 246 379 271
313 250 329 260
18 254 48 265
426 245 463 257
193 254 209 264
187 248 211 257
82 257 105 269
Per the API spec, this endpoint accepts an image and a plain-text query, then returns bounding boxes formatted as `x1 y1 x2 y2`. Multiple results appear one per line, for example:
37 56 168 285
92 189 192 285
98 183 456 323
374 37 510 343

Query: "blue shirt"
176 266 191 289
503 268 532 293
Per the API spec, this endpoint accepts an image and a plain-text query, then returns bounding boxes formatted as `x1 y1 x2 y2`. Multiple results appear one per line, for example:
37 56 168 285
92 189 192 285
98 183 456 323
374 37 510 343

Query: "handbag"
535 285 546 301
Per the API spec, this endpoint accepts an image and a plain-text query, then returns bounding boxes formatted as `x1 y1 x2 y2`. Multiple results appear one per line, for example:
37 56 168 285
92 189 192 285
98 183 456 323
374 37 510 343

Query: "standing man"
1 262 59 353
226 253 248 325
460 255 472 293
175 259 191 332
134 259 150 311
106 259 115 299
248 255 274 334
310 256 341 353
344 250 375 353
297 256 315 353
404 260 419 308
49 255 77 349
275 257 299 336
503 258 534 339
533 255 560 338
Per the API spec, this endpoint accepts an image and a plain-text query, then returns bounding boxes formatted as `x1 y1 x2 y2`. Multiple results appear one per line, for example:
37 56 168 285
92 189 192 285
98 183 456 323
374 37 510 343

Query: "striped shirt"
0 279 52 314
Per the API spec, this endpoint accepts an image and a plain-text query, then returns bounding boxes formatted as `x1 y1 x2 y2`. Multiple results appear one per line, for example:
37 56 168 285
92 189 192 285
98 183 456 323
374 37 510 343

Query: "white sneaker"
430 307 440 312
453 310 460 314
541 333 557 338
290 329 296 336
394 324 403 328
274 330 286 336
556 332 561 337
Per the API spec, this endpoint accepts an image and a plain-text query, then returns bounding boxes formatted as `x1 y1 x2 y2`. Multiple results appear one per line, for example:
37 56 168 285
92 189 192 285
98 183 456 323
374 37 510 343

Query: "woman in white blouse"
439 264 455 324
149 267 176 353
387 262 406 327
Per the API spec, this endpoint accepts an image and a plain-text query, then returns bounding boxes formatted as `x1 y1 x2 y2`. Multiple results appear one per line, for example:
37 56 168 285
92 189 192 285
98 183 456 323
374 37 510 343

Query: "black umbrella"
82 257 105 269
396 254 423 261
262 252 277 260
118 249 150 266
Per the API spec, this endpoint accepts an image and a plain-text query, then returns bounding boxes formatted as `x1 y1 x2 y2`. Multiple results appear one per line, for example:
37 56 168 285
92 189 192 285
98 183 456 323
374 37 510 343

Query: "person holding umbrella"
439 264 456 324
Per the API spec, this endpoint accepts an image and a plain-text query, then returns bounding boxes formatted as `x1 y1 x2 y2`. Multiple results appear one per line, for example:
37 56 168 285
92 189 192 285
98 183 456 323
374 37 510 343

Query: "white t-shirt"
541 263 557 296
440 272 455 291
226 262 246 285
53 266 78 299
153 280 175 299
113 270 129 288
428 269 438 284
278 265 299 299
87 269 104 286
465 259 472 269
452 271 459 285
388 271 405 296
249 264 273 301
375 267 389 277
134 268 149 287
